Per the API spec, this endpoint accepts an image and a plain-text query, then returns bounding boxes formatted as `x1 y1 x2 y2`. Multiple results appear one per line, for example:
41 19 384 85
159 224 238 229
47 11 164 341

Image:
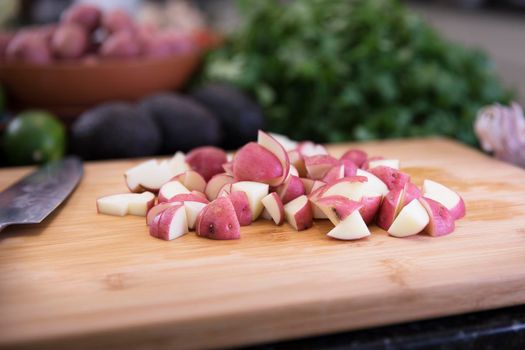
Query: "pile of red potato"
97 131 466 241
0 3 206 64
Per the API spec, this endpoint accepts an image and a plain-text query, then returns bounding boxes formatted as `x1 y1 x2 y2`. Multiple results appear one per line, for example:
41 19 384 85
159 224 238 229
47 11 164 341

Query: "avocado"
140 93 222 153
71 102 161 160
190 83 265 150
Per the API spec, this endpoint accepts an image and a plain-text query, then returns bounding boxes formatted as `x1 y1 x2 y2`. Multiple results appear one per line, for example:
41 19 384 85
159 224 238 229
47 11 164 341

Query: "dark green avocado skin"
191 83 264 150
140 93 223 153
72 102 161 160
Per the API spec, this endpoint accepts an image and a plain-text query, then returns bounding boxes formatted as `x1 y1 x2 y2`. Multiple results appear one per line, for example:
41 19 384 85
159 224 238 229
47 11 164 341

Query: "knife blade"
0 156 83 231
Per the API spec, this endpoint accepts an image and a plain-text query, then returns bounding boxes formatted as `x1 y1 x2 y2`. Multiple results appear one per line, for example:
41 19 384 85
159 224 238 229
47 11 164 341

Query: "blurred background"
0 0 524 168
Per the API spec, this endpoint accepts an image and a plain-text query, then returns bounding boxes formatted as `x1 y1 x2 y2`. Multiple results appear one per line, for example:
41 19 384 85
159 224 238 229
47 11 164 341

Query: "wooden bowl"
0 51 202 121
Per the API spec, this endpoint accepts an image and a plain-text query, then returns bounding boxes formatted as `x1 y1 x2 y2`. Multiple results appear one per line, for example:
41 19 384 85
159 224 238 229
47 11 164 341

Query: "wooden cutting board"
1 138 525 350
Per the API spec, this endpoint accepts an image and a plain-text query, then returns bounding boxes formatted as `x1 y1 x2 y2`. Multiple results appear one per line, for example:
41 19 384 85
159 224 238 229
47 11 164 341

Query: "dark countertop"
248 305 525 349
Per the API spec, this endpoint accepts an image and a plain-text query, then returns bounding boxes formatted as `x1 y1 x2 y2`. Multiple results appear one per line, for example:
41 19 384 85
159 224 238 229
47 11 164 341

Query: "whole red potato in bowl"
100 31 141 59
61 4 102 32
0 32 14 57
102 9 136 34
5 31 52 64
51 24 89 59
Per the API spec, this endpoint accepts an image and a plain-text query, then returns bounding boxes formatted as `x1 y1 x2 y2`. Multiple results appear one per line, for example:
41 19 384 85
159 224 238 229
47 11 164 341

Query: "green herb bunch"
201 0 513 145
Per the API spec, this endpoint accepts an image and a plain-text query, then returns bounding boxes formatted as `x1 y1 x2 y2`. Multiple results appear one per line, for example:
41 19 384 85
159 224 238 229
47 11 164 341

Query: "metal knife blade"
0 157 83 231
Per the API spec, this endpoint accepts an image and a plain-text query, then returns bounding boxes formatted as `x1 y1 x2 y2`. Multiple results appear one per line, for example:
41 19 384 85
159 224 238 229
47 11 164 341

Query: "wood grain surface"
1 138 524 350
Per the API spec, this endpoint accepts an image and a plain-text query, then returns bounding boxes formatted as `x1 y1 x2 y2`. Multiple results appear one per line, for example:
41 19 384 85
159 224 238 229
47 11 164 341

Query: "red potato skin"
5 31 52 64
304 155 339 180
167 193 209 204
51 23 88 59
140 31 193 58
403 182 422 206
136 25 156 44
146 202 180 226
196 197 241 240
279 176 306 204
305 155 338 166
376 188 403 230
186 146 228 182
419 197 455 236
359 195 382 225
228 191 252 226
315 195 362 221
141 34 171 59
321 165 344 184
61 4 101 32
257 131 290 187
191 191 208 200
100 31 141 59
449 197 466 220
156 31 195 55
157 192 170 204
102 9 135 34
155 204 185 241
340 159 358 177
149 211 163 239
37 25 58 42
222 161 234 176
291 201 314 231
340 149 368 168
145 197 156 216
369 166 410 191
0 32 14 57
233 142 283 184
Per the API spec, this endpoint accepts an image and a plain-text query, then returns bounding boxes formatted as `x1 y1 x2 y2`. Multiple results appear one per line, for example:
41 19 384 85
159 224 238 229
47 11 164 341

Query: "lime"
3 110 66 165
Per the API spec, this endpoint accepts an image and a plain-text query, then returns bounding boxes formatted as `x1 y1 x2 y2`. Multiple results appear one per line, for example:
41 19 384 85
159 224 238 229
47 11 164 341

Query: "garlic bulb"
475 102 525 168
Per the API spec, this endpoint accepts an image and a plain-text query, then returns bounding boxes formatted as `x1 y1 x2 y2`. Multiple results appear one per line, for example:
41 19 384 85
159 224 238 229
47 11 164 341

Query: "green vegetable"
200 0 513 145
3 110 66 165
